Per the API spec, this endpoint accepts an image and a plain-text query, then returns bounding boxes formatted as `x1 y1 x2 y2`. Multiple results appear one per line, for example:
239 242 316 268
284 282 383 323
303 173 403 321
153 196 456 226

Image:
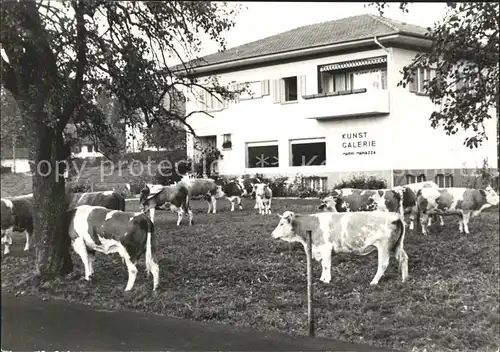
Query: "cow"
64 205 159 291
139 183 193 226
1 194 33 255
67 190 126 211
271 210 408 286
393 181 442 230
318 188 402 215
1 190 126 255
204 178 248 212
416 186 499 235
179 178 224 214
254 183 273 215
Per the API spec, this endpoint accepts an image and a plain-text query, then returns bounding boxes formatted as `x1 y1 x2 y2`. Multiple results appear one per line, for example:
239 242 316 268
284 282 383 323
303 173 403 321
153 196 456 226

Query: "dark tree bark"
31 121 73 282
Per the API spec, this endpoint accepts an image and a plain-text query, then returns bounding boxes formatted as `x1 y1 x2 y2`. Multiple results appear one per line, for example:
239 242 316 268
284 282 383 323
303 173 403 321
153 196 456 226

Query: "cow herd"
1 176 498 292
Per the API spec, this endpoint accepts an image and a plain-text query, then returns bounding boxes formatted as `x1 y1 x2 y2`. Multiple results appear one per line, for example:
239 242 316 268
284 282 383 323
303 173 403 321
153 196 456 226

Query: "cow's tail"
391 217 406 269
145 218 155 275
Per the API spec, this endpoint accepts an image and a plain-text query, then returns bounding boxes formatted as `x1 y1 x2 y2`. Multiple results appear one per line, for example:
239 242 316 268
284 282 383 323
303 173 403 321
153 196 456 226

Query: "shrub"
268 176 289 197
66 180 93 193
287 174 321 198
192 147 223 178
333 175 387 190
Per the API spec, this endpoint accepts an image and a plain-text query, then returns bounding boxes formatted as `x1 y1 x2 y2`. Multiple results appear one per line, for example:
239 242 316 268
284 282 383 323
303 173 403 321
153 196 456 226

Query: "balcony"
301 89 390 120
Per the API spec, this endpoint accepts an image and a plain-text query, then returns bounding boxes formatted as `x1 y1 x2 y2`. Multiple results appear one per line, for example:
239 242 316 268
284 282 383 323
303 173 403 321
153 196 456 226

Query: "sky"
195 2 449 58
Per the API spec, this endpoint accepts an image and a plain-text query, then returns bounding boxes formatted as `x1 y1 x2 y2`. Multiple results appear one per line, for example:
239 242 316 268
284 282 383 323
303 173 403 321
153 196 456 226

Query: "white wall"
184 46 498 180
389 47 497 171
1 158 31 173
185 48 396 177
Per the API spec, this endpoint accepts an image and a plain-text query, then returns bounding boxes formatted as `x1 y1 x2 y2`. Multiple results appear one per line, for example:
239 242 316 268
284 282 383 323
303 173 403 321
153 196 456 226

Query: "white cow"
271 211 408 286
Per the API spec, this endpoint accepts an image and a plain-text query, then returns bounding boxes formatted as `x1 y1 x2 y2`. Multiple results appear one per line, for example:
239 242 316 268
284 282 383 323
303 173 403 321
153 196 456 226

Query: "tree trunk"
31 123 73 283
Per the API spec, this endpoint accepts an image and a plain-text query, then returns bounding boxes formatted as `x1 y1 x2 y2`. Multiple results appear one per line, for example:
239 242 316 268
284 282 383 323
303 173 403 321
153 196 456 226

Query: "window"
238 81 263 100
201 89 225 111
406 174 416 184
417 174 426 182
222 134 232 150
290 138 326 166
436 174 453 187
247 141 279 168
409 68 435 94
302 176 328 193
320 69 387 94
87 144 94 153
283 76 297 102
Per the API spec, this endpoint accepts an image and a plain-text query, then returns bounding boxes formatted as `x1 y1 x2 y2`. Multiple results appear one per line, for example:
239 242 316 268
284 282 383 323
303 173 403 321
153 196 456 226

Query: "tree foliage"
0 0 244 281
369 2 499 167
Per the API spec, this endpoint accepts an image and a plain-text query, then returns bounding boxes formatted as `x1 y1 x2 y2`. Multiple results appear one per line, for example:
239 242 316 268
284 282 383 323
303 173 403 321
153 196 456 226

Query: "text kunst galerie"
342 131 376 156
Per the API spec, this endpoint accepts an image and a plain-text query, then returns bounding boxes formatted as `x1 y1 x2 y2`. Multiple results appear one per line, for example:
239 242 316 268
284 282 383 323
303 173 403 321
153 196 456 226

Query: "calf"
393 181 442 230
180 178 224 214
1 194 33 255
417 186 499 235
271 210 408 286
1 190 126 255
140 183 193 226
64 205 159 291
254 183 272 215
318 188 402 215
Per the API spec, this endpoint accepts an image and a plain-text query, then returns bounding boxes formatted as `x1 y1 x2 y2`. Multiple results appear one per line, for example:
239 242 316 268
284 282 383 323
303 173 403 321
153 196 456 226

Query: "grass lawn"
0 173 33 197
1 198 499 351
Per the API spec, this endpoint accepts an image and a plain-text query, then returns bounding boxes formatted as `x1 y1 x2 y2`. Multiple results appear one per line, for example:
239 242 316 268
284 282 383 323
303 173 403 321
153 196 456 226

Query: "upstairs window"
409 68 435 95
319 56 387 94
238 81 263 100
283 76 298 102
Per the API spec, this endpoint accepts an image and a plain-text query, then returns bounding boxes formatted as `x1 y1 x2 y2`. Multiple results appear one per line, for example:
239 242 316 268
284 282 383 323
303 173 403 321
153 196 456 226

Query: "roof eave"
176 33 433 77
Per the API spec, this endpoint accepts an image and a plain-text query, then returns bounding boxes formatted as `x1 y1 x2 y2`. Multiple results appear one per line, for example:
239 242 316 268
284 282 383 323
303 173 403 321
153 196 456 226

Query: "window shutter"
298 75 306 97
279 79 285 103
272 79 280 104
409 70 418 93
261 80 270 96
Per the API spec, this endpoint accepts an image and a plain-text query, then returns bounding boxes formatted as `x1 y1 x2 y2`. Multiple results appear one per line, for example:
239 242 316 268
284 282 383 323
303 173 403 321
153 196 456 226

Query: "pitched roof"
187 14 429 70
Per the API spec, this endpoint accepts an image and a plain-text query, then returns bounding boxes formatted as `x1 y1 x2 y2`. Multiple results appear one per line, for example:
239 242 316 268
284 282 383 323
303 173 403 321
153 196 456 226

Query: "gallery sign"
341 131 377 156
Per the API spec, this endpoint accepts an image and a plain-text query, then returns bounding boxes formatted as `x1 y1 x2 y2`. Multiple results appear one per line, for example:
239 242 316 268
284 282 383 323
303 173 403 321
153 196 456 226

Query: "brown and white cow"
416 186 499 235
1 194 34 254
179 178 224 214
140 183 193 226
204 178 248 212
254 183 272 215
1 190 126 255
271 210 408 286
67 190 126 211
64 205 159 291
318 188 402 215
392 181 442 230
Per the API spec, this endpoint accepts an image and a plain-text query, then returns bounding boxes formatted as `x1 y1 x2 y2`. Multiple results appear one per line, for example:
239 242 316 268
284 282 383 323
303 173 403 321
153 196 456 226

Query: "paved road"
1 294 397 351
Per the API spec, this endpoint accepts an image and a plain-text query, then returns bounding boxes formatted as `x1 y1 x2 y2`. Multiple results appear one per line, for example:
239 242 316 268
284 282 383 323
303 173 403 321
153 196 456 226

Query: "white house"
1 147 31 173
181 14 497 190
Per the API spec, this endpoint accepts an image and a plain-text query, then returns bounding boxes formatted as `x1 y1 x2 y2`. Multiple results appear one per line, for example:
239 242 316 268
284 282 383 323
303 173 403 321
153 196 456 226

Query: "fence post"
306 230 315 337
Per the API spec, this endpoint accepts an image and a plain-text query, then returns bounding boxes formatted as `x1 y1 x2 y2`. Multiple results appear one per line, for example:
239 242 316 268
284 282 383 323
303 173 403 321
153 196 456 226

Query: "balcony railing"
301 88 390 120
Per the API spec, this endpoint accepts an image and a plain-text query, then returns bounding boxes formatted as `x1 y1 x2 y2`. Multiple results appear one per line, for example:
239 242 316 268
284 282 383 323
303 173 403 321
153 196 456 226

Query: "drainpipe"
374 36 394 187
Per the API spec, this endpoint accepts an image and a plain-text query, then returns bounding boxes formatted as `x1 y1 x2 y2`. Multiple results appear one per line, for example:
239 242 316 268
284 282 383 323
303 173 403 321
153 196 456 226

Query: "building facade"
182 14 497 189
